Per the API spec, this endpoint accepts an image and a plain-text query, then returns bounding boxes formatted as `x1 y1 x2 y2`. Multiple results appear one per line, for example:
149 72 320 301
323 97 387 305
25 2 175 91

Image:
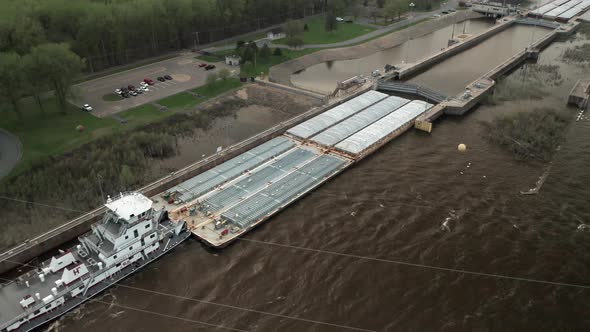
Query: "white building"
225 55 241 66
266 28 285 40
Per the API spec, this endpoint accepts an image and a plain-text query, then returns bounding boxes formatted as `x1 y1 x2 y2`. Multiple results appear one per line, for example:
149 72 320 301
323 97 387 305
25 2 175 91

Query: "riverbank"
0 84 318 251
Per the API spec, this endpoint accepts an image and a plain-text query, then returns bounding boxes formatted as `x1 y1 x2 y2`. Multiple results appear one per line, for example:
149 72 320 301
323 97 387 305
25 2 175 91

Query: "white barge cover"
582 8 590 20
310 96 409 147
530 3 558 15
167 137 295 203
287 90 388 139
335 100 432 156
557 1 590 20
544 0 582 18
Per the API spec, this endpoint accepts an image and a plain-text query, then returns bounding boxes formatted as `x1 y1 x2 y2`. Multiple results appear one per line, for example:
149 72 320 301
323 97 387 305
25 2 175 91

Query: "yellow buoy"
458 143 467 152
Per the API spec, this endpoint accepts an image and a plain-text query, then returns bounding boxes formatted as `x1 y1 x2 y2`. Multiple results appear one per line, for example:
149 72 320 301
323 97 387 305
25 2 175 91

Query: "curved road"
0 129 22 180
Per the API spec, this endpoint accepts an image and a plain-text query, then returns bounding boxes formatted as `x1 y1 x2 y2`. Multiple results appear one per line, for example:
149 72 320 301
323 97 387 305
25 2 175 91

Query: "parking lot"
72 53 237 117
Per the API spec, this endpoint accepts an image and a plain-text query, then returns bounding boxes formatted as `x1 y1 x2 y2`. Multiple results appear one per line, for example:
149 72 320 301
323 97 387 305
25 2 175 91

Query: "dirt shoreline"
269 11 484 86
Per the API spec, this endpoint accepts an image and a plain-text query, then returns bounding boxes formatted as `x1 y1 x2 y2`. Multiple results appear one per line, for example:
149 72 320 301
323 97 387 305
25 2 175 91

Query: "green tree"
325 11 337 32
9 16 46 55
284 20 304 39
242 45 255 63
119 165 135 188
28 43 85 112
260 44 271 59
0 52 26 120
218 68 230 80
273 47 283 56
206 72 218 87
22 53 48 114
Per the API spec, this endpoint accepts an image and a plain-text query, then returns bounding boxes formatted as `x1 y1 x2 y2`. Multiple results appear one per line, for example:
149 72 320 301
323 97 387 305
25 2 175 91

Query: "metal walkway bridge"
377 81 448 104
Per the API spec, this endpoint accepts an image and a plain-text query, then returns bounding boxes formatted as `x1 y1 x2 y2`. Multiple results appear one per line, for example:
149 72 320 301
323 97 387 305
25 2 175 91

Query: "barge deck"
153 91 433 247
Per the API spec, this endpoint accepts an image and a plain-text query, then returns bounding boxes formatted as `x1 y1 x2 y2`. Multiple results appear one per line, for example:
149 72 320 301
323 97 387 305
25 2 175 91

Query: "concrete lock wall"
0 86 372 275
397 19 515 79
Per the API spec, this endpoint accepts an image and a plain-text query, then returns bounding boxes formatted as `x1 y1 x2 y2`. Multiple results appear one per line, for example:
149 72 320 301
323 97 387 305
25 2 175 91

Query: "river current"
52 28 590 332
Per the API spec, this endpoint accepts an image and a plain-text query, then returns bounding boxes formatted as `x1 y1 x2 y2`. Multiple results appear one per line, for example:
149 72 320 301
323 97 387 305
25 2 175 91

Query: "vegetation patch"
158 92 201 109
487 64 563 104
102 93 122 102
481 109 570 161
562 43 590 66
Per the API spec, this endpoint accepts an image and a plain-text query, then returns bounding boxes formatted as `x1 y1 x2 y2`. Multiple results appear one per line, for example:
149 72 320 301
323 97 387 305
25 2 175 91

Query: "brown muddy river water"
50 29 590 331
291 19 495 94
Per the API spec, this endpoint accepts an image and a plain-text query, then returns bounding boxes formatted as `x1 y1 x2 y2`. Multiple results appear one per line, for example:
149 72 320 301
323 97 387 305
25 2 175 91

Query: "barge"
156 91 432 247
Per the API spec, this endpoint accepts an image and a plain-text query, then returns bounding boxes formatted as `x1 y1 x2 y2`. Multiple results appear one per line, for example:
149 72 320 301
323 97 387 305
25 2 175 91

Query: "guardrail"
377 82 448 103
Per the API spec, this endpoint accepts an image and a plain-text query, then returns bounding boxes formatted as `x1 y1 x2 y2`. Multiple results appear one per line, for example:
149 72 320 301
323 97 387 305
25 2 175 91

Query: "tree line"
0 0 329 73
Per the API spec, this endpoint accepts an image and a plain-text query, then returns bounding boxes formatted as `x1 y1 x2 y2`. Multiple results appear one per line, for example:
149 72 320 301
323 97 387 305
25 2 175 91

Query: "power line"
0 196 84 213
237 237 590 290
1 258 374 332
80 297 250 332
0 275 248 332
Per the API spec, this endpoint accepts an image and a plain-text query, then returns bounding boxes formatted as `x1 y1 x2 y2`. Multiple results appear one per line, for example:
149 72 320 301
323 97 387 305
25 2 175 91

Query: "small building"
225 55 241 66
267 28 285 40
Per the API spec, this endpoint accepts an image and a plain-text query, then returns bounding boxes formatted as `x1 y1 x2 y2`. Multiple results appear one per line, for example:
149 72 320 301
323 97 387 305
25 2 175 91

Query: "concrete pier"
568 79 590 109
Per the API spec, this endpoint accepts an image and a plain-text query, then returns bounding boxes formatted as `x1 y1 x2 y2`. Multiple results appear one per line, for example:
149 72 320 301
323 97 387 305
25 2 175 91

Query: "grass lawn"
117 78 243 125
275 16 376 45
0 96 120 175
192 78 242 97
195 49 235 63
239 48 318 77
1 78 243 178
158 92 202 109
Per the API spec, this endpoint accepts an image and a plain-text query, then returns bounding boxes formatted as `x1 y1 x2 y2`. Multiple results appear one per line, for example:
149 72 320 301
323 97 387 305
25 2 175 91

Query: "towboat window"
78 285 84 290
45 304 51 309
145 224 150 229
113 255 117 259
129 246 133 250
33 310 40 314
150 234 156 239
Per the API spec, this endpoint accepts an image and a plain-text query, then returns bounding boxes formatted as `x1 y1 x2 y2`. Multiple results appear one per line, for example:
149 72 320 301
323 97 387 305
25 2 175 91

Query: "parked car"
205 64 216 70
449 8 457 12
135 88 143 94
442 10 449 14
164 74 172 80
128 84 136 91
336 17 344 22
141 86 149 92
82 104 93 112
122 92 130 98
433 14 441 18
198 63 208 67
144 78 155 85
115 88 122 95
130 90 138 96
157 76 166 82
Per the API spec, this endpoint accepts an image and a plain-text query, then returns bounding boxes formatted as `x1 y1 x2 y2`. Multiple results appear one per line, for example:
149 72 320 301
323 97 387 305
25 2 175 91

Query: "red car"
143 78 155 85
198 63 207 67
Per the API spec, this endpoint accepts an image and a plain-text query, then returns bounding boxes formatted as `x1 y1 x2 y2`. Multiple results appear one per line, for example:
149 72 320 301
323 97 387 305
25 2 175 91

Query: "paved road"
0 129 22 180
72 54 237 118
206 1 459 53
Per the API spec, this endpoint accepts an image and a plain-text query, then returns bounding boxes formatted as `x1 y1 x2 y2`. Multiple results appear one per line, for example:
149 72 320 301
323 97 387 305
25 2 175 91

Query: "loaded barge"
0 90 432 331
0 193 189 332
155 91 432 247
